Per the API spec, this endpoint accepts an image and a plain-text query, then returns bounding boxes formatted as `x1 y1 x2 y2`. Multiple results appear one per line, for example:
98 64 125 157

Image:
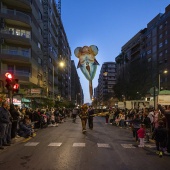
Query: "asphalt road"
0 116 169 170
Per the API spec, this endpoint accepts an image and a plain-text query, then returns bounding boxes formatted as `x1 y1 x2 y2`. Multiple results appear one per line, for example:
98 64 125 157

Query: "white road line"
73 143 85 147
144 144 156 148
48 143 62 146
24 142 39 146
121 144 136 148
97 143 110 148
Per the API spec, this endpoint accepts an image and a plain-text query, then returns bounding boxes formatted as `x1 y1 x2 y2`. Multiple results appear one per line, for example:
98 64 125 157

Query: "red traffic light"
13 83 19 93
13 84 19 89
5 72 13 79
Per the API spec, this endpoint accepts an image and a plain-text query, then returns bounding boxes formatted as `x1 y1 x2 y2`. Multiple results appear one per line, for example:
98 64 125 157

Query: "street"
0 116 169 170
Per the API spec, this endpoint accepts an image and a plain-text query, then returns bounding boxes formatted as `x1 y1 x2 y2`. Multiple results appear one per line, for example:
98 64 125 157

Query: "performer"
88 106 94 130
79 104 88 133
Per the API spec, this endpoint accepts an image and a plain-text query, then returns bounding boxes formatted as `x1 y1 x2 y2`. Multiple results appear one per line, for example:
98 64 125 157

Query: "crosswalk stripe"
48 143 62 146
121 144 136 148
144 144 156 148
97 143 110 148
73 143 85 147
24 142 39 146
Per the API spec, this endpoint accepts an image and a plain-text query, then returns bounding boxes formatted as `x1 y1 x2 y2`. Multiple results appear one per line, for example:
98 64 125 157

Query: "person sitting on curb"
18 116 34 138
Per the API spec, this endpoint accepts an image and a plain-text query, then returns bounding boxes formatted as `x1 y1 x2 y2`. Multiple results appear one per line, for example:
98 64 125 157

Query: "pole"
9 90 13 105
154 86 155 109
53 65 54 104
76 94 77 105
158 73 160 92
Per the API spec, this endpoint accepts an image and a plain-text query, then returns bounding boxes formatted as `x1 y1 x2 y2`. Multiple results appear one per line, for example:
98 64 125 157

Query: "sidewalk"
0 133 36 153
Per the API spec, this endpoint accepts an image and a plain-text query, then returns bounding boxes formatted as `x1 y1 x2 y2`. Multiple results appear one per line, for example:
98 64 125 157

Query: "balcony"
0 48 31 63
0 8 31 27
0 28 31 45
1 0 32 11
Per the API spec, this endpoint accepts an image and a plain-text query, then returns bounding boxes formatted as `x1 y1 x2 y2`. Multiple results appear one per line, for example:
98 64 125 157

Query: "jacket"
137 128 145 138
0 107 10 124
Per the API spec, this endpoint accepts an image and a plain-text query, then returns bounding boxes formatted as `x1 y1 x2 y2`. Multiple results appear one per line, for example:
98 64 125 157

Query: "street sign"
149 87 159 96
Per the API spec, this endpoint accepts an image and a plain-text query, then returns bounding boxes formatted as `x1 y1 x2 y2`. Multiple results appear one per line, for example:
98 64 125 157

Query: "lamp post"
52 60 65 105
159 70 168 92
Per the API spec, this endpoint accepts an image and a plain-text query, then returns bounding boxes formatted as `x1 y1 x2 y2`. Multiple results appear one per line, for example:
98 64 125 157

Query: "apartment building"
115 4 170 100
71 60 84 105
0 0 71 107
97 62 116 105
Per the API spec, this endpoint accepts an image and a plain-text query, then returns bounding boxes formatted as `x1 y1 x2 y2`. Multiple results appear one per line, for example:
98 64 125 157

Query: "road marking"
73 143 85 147
144 144 156 148
48 143 62 146
121 144 136 148
97 143 110 148
24 142 39 146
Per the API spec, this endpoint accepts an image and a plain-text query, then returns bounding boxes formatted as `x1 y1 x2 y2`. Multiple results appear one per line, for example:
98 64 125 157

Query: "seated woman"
18 117 34 138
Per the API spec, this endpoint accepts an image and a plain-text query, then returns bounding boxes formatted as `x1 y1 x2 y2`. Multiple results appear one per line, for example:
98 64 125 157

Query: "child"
137 124 145 147
152 120 167 157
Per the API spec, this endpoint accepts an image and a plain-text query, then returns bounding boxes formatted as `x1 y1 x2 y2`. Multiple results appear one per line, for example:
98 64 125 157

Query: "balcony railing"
1 8 31 23
1 48 31 58
15 71 31 77
0 29 31 39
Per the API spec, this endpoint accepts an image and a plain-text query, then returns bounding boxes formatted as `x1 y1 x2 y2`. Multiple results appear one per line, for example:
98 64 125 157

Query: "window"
148 58 151 62
38 27 42 35
7 65 14 73
49 57 52 63
159 52 163 57
159 34 162 39
9 28 14 35
147 50 151 55
159 25 162 29
147 34 151 38
38 57 42 65
16 29 21 36
159 42 163 48
165 39 168 44
38 42 41 49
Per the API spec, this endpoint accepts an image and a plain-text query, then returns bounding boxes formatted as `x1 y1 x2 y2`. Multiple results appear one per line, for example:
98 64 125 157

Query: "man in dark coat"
10 104 20 139
88 106 94 129
0 101 11 149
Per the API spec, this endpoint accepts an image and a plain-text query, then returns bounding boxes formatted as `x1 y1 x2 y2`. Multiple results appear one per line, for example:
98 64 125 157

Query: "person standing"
137 124 146 147
79 105 88 133
0 101 11 149
88 106 94 130
132 114 141 142
10 104 20 139
152 120 167 157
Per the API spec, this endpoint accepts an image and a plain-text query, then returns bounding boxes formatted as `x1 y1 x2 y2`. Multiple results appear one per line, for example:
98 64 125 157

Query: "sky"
61 0 170 103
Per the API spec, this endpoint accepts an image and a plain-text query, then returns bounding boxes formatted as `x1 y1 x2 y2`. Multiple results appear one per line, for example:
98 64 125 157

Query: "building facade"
0 0 71 107
115 5 170 100
97 62 116 105
71 60 84 106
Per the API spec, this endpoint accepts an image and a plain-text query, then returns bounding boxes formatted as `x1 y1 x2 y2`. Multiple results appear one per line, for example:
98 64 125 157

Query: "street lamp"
52 60 65 104
159 70 168 92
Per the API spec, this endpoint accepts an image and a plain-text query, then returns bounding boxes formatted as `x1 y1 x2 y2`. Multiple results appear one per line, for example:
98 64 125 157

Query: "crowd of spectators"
0 101 71 150
108 106 170 157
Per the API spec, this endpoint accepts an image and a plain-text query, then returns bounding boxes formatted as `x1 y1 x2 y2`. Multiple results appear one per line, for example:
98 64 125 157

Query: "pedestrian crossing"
24 142 156 149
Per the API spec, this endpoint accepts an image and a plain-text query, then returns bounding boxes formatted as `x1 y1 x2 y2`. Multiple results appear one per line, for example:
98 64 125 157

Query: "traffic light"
5 73 19 93
13 79 19 93
5 72 13 90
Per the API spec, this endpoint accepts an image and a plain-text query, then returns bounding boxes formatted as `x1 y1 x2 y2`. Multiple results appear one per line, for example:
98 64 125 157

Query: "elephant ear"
90 45 98 56
74 47 82 58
